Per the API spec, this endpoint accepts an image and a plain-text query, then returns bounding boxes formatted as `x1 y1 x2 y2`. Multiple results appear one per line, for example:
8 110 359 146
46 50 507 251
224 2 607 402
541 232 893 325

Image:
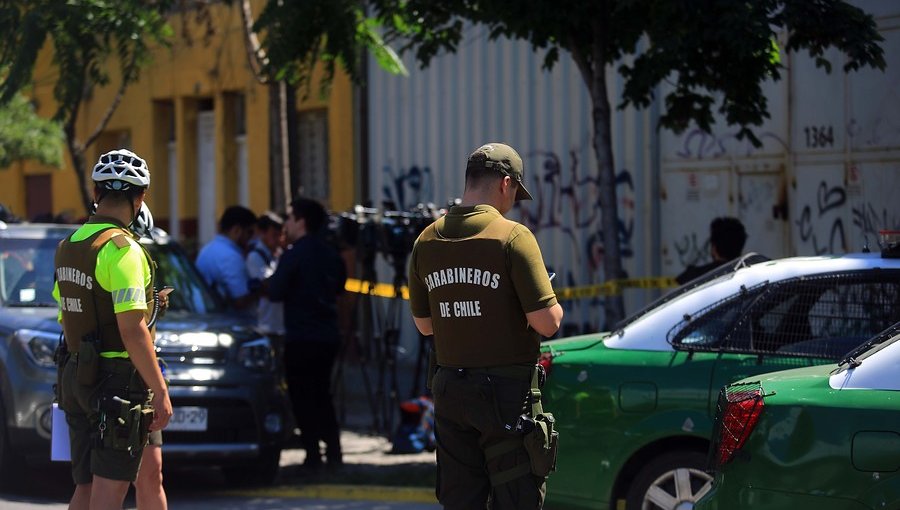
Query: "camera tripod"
333 238 411 435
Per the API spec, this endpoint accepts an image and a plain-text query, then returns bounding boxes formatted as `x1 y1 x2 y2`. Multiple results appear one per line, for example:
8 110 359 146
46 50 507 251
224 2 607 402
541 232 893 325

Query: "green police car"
697 320 900 510
541 252 900 510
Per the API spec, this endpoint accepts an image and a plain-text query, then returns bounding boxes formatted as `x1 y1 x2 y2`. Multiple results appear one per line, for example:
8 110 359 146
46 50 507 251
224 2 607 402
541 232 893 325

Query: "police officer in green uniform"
53 149 173 510
408 142 564 509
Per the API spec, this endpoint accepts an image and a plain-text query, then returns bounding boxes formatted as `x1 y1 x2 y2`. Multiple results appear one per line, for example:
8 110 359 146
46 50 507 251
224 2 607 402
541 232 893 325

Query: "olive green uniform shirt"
408 205 558 367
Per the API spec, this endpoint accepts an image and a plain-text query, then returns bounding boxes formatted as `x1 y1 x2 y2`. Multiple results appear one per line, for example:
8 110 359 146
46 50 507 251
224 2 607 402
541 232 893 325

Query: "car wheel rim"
642 466 713 510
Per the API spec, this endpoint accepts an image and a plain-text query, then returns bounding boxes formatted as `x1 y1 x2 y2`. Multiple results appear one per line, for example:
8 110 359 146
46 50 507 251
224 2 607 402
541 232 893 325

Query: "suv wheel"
625 451 712 510
222 447 281 486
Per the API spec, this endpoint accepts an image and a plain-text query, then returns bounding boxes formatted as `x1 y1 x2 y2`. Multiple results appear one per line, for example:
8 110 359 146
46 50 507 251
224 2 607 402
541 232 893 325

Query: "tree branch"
81 75 127 150
239 0 270 84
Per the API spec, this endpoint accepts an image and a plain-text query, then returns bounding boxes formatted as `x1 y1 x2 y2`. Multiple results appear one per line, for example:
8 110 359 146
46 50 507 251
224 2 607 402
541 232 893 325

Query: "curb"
222 484 436 504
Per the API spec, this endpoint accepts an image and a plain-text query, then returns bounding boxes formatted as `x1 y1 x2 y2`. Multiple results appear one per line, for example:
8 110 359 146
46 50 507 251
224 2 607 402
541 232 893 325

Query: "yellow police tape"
344 276 678 301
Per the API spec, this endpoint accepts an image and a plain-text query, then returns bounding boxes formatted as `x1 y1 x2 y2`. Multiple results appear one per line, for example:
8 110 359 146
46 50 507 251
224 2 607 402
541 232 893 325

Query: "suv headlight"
14 329 61 368
237 337 275 371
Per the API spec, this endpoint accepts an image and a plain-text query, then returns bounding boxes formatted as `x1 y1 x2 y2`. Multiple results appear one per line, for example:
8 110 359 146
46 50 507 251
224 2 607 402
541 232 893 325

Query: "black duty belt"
98 357 136 376
440 363 535 380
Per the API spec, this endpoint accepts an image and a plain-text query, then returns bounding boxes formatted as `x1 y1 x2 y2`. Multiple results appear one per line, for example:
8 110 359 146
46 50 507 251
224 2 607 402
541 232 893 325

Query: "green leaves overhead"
358 17 408 78
0 93 64 169
0 0 174 122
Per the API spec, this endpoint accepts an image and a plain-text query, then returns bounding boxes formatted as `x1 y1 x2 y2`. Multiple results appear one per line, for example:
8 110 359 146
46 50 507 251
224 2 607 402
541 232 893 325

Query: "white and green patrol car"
540 251 900 510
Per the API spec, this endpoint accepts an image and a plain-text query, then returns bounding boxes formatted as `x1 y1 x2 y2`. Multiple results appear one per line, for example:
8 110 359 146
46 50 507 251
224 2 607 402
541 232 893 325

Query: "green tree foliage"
254 0 885 326
0 0 173 212
251 0 407 95
0 93 63 168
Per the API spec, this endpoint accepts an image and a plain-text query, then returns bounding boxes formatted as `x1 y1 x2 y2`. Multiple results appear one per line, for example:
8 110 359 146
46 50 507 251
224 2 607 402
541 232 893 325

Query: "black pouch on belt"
523 412 559 477
53 334 68 400
76 333 100 386
100 395 152 455
522 366 559 477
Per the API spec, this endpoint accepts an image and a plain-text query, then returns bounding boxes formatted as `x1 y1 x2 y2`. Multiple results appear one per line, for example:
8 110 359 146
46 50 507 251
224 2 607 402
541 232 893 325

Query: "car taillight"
715 383 764 467
538 351 553 378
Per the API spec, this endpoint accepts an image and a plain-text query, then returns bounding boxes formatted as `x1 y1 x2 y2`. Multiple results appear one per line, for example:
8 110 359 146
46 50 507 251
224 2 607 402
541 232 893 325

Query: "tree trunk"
588 30 626 328
62 117 92 215
269 80 292 211
68 139 92 216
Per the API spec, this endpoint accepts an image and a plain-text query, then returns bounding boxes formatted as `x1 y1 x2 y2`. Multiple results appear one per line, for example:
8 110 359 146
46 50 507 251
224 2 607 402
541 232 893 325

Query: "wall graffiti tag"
676 128 788 160
853 203 900 247
795 181 847 255
381 165 435 210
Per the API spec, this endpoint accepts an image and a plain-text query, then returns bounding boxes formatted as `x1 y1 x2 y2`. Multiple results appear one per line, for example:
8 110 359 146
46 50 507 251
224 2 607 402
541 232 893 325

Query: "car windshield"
0 233 223 314
143 242 224 314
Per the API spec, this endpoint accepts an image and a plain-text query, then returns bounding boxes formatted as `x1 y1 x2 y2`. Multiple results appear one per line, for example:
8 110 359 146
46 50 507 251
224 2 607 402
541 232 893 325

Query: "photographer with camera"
408 142 563 509
268 197 348 469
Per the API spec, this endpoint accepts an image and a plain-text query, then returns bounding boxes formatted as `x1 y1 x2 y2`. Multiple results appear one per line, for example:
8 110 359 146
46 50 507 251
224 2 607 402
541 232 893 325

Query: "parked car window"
667 283 766 348
670 271 900 359
145 242 223 314
0 238 59 307
735 272 900 358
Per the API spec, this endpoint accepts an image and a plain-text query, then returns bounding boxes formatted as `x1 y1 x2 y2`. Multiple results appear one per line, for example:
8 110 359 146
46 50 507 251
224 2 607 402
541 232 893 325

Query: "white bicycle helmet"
130 202 155 239
92 149 150 191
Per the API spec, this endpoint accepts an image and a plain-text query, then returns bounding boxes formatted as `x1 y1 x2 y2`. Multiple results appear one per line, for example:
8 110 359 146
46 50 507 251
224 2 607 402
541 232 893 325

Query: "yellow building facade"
0 2 355 251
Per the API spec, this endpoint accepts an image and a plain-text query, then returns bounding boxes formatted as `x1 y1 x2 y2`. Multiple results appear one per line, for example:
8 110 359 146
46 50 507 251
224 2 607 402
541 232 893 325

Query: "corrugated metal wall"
364 1 900 357
366 26 659 338
660 1 900 276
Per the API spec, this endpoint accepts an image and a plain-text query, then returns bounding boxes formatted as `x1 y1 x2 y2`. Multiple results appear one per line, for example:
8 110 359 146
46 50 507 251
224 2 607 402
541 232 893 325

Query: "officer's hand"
158 287 174 317
150 389 173 431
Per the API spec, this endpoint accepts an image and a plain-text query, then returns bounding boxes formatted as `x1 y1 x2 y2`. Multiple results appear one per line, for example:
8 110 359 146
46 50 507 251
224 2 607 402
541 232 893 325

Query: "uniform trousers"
431 365 545 510
59 357 151 484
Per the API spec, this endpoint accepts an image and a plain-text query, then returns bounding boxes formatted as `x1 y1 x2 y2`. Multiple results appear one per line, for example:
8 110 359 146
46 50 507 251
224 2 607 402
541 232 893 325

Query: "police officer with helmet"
54 149 172 509
408 142 564 509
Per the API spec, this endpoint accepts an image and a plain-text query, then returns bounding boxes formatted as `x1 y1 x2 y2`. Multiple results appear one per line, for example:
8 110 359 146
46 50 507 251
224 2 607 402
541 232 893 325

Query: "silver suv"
0 221 290 484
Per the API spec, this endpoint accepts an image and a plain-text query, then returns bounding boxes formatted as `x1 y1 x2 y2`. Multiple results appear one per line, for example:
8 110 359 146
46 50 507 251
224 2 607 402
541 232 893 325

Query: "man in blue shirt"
195 205 257 311
269 198 347 469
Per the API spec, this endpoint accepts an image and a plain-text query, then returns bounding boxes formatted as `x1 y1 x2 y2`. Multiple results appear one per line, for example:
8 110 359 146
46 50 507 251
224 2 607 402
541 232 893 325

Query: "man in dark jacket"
268 197 347 468
675 216 748 285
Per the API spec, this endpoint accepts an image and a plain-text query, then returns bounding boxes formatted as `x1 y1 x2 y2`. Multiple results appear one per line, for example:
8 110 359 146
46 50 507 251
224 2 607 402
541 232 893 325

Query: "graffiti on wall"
795 181 848 255
673 233 710 268
377 146 637 334
795 176 900 255
513 148 636 276
676 128 788 160
853 203 900 246
380 164 436 210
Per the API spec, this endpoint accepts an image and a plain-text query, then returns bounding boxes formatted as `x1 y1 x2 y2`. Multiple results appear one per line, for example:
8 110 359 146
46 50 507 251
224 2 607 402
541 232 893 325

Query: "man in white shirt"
247 211 286 336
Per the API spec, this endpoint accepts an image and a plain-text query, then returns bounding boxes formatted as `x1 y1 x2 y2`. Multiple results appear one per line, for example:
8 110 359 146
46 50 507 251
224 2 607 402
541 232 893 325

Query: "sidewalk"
255 359 438 504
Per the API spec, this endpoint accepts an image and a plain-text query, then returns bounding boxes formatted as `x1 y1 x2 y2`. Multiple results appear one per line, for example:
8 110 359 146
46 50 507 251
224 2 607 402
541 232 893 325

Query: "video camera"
327 202 444 262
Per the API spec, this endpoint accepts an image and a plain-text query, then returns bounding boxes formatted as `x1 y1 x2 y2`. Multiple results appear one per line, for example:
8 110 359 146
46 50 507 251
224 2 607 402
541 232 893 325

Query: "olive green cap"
466 142 533 201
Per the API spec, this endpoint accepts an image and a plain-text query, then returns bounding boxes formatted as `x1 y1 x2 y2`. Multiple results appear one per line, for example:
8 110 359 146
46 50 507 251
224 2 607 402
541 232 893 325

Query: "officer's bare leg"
68 483 92 510
88 475 130 510
134 445 167 510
